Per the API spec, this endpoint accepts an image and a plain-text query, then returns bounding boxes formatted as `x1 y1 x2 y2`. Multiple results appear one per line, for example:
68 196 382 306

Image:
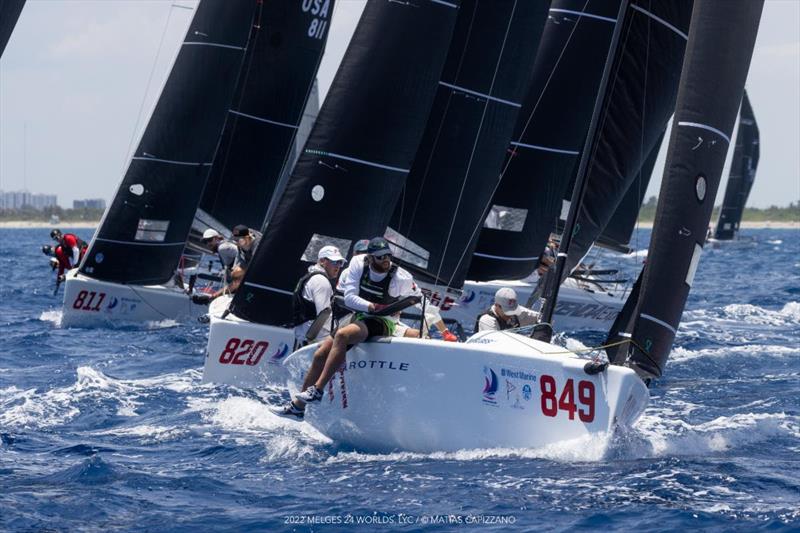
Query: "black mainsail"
616 0 764 380
0 0 24 58
467 0 623 282
230 0 460 326
386 0 551 289
80 1 256 285
197 1 333 233
713 90 759 240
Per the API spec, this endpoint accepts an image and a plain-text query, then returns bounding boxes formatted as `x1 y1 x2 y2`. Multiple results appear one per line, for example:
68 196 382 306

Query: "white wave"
780 301 800 320
766 239 783 245
670 344 800 363
633 411 799 457
39 309 63 326
93 424 188 443
144 319 181 329
626 249 648 259
722 302 800 325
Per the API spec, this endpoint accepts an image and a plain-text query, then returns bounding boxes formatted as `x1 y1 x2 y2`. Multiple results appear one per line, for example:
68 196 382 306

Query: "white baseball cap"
318 245 345 263
495 287 521 315
202 228 221 240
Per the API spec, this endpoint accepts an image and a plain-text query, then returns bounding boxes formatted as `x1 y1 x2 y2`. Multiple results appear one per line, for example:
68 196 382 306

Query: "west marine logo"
107 297 118 310
482 366 498 404
269 342 289 362
460 289 476 304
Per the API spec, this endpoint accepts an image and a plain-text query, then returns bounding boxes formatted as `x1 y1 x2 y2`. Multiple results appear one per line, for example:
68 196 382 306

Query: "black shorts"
362 316 390 338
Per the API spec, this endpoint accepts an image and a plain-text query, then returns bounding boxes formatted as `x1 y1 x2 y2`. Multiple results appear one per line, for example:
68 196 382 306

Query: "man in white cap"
202 229 238 272
291 244 345 344
475 287 539 332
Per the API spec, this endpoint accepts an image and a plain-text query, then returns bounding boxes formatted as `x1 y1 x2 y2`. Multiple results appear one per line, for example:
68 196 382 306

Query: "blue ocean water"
1 227 798 531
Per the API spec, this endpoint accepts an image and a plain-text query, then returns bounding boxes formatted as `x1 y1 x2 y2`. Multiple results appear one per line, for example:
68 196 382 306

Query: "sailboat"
281 0 763 453
202 0 461 387
711 90 759 241
61 0 332 327
0 0 25 59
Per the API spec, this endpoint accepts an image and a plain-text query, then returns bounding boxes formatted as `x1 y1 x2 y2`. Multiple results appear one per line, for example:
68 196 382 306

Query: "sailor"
223 224 262 294
292 245 345 344
42 243 71 281
475 287 539 332
202 229 238 273
271 237 419 420
50 229 87 270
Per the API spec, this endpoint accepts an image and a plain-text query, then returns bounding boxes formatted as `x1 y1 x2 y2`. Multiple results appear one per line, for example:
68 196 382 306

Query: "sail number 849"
540 375 595 422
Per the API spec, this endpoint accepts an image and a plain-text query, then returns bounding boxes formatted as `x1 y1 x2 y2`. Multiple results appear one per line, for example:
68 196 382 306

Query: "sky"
0 0 798 209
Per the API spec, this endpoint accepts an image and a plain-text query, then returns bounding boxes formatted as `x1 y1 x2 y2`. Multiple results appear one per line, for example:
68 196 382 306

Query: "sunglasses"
371 252 392 260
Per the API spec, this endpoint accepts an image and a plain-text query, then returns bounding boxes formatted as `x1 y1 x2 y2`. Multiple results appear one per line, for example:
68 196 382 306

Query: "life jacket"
291 270 332 326
474 306 519 332
358 256 398 305
60 234 88 262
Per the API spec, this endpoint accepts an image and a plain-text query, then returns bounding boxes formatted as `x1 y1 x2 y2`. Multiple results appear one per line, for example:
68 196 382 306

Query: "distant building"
0 190 58 210
73 198 106 210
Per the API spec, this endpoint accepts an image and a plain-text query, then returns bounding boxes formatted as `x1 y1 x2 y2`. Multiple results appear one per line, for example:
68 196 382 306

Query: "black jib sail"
713 90 759 240
386 0 551 289
80 1 256 285
467 0 623 282
197 1 333 233
0 0 25 58
620 0 764 381
230 0 460 325
559 0 693 275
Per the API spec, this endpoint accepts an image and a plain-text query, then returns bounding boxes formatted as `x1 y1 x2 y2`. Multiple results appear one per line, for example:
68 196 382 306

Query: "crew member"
224 224 262 295
271 237 419 420
202 229 238 272
50 229 87 270
42 243 71 281
475 287 539 332
292 245 345 344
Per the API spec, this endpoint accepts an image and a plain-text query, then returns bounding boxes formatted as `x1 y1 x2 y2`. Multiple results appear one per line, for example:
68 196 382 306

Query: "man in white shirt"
475 287 539 332
292 245 345 344
271 237 418 420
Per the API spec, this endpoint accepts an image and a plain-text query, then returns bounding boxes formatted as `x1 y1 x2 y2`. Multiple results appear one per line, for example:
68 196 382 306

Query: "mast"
622 0 764 381
713 90 759 240
535 0 630 341
229 0 461 326
197 1 333 233
80 1 257 285
0 0 25 58
385 0 551 290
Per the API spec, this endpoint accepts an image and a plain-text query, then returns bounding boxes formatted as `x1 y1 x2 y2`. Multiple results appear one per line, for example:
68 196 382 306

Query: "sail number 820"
540 375 595 422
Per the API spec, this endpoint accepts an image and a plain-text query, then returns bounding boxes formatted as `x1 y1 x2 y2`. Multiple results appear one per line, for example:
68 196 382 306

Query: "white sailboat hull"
425 277 623 334
202 296 296 387
283 332 649 453
61 271 204 327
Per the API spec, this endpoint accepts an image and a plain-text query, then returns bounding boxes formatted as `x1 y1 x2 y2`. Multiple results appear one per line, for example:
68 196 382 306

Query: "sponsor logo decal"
459 289 476 304
345 360 409 371
107 297 118 310
482 367 498 405
500 368 537 382
554 301 618 321
522 384 532 401
269 342 290 362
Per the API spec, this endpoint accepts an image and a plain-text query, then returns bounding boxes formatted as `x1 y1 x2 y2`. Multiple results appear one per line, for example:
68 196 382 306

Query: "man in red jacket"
50 229 87 270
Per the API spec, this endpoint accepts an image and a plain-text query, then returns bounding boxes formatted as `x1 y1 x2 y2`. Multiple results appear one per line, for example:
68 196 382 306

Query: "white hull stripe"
549 8 617 24
510 141 579 155
183 41 245 51
244 282 294 296
473 252 539 261
439 81 521 108
429 0 458 8
308 150 409 173
678 121 731 144
640 312 677 335
630 4 688 41
95 238 186 247
229 109 298 129
132 156 212 167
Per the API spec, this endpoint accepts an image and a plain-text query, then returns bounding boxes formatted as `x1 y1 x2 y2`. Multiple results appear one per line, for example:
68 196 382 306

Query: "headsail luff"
80 1 257 285
624 0 764 381
713 90 759 240
198 1 333 233
0 0 25 58
386 0 551 289
230 0 461 326
467 0 623 283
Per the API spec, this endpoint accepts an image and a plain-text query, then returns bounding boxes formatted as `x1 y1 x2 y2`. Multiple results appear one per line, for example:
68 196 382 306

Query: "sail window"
311 185 325 202
384 227 429 268
301 234 351 263
135 219 170 242
483 205 527 232
129 184 145 196
685 243 703 287
695 174 707 202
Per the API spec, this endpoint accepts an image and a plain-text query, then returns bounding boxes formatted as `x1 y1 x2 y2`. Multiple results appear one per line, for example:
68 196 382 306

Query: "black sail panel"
596 128 665 251
627 0 763 380
562 0 693 274
198 1 333 232
0 0 25 58
468 0 622 282
230 0 460 325
713 90 759 240
387 0 551 289
80 1 256 285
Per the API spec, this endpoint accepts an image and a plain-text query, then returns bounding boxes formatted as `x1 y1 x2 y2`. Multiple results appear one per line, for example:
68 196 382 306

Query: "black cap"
367 237 391 256
50 229 62 240
232 225 250 238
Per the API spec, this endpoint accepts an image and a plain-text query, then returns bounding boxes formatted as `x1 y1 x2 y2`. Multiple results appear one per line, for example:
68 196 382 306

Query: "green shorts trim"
353 313 396 337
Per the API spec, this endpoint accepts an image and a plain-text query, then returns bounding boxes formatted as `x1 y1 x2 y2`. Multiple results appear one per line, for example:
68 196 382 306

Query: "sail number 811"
540 375 595 422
